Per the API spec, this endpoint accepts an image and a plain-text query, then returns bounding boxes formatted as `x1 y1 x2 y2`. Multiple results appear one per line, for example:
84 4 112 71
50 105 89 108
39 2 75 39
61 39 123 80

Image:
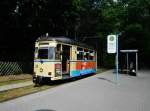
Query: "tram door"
62 45 70 74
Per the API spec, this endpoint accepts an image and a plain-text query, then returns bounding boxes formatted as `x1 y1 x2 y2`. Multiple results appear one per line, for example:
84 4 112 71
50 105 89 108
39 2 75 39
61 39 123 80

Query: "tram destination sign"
107 35 116 53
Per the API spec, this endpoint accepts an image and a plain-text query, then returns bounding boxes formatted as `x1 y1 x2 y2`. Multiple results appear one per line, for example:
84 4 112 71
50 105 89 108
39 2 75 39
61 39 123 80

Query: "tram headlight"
40 68 43 72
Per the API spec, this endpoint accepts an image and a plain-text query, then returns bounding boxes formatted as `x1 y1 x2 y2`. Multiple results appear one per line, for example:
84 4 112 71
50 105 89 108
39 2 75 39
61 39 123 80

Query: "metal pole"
136 52 138 76
127 53 129 74
96 51 97 71
75 32 77 41
116 34 119 81
96 42 98 71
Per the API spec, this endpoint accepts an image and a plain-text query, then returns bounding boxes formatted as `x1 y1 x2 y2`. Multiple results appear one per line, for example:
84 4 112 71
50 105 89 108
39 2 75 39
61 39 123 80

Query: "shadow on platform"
35 109 56 111
97 77 116 84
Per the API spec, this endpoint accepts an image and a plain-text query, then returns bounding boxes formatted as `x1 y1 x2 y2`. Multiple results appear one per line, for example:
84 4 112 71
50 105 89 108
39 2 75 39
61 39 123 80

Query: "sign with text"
107 35 116 53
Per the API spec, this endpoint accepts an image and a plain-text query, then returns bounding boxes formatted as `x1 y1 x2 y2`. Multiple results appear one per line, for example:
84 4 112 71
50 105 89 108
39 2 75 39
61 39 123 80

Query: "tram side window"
38 49 48 59
56 44 61 60
84 49 89 60
89 50 94 60
77 47 83 60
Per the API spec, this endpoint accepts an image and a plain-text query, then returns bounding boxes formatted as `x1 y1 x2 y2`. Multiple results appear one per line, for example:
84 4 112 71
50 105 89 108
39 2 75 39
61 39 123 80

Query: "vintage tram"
33 36 97 84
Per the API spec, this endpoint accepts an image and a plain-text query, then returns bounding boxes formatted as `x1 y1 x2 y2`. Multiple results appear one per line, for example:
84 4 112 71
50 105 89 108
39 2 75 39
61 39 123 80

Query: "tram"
33 36 97 84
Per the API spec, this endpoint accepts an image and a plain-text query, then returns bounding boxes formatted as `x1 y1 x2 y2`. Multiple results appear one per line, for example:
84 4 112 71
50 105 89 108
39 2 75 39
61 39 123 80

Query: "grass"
0 74 32 86
0 79 31 86
0 74 32 82
0 84 57 102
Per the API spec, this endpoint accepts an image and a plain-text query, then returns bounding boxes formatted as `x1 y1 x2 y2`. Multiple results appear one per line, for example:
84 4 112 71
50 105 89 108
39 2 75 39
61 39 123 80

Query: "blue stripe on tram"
71 69 96 77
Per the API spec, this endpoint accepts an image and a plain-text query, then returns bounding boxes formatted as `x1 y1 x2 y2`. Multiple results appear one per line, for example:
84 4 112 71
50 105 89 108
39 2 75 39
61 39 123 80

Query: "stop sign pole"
107 34 119 81
116 34 119 81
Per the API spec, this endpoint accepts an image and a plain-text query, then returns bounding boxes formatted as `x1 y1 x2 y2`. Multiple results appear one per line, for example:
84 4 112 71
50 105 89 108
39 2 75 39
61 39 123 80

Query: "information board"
107 35 116 53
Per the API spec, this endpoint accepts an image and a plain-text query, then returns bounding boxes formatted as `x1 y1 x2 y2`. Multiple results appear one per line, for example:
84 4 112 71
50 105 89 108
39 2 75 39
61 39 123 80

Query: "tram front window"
38 47 55 60
38 49 48 59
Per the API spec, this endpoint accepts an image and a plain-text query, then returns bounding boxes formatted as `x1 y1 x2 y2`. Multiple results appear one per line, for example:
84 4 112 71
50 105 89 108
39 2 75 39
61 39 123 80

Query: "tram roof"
36 36 94 49
120 50 138 53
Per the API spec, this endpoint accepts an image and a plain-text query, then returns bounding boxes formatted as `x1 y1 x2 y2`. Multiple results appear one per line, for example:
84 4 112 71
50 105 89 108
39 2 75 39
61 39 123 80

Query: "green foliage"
97 0 150 67
0 0 150 67
103 54 115 68
122 23 143 49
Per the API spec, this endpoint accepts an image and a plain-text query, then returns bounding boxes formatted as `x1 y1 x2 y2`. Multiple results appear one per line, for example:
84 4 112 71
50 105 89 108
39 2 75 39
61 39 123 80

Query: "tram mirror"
34 47 38 59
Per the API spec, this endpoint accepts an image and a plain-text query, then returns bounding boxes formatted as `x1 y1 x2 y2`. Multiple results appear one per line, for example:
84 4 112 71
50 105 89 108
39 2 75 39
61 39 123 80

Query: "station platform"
0 69 150 111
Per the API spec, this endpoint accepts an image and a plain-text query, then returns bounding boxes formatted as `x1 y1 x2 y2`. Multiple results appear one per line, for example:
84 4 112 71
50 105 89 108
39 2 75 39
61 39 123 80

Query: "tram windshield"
37 47 55 59
38 48 48 59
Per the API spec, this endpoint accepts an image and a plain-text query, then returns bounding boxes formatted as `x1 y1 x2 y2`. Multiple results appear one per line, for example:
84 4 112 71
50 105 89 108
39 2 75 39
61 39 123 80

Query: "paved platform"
0 70 150 111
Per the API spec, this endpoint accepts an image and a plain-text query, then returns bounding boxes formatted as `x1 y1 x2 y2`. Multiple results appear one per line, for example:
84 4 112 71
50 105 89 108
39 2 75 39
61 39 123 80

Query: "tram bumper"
32 75 51 84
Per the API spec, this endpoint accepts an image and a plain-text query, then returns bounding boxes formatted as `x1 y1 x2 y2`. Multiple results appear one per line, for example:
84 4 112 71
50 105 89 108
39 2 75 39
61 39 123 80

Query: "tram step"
62 74 70 79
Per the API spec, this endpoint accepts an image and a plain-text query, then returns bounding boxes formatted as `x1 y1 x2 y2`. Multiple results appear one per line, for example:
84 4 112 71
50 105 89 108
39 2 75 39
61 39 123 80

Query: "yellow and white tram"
33 36 97 84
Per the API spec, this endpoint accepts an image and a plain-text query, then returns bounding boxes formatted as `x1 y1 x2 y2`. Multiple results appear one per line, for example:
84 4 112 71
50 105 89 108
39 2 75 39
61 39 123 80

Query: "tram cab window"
38 49 48 59
56 44 61 60
48 47 55 60
38 47 55 59
77 47 83 60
